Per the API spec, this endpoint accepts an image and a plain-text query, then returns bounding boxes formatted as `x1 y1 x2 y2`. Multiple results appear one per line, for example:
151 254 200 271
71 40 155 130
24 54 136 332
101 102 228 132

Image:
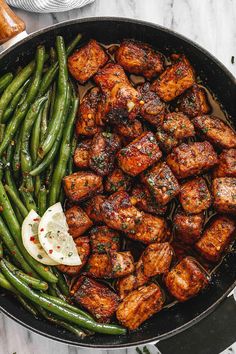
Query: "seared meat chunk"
137 82 166 126
117 132 162 176
174 210 204 244
193 115 236 149
71 276 119 322
165 257 208 301
141 242 173 277
116 259 149 299
128 212 168 244
83 194 105 223
141 161 180 205
57 237 90 276
86 253 112 278
94 63 140 121
167 141 218 179
65 205 92 238
73 139 92 169
110 251 135 278
195 216 236 262
63 171 103 202
105 168 132 194
212 177 236 214
116 283 164 330
101 191 143 232
89 132 121 176
131 184 167 215
179 177 211 214
76 87 103 136
177 84 211 118
114 117 144 142
213 149 236 178
68 40 108 83
116 40 164 79
90 226 120 253
151 55 195 102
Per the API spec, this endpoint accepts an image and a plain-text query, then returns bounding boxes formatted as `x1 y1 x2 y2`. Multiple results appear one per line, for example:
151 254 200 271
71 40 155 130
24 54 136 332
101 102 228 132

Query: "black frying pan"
0 16 236 349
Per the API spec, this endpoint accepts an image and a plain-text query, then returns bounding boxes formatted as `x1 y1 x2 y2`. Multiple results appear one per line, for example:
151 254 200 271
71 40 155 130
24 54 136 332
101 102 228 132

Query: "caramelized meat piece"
195 216 236 262
141 242 173 277
116 40 164 79
68 40 108 83
89 132 121 176
128 212 168 244
151 55 195 102
177 84 211 118
213 149 236 178
117 132 162 176
179 177 211 214
165 257 208 301
101 191 143 233
76 87 103 136
65 205 93 238
83 194 105 223
116 283 164 330
212 177 236 214
71 276 119 322
171 241 193 262
73 139 92 169
131 184 167 215
137 82 166 126
141 161 180 205
105 168 132 194
63 171 103 202
110 251 135 278
166 141 218 179
114 117 144 142
94 63 140 121
86 253 112 278
174 210 204 244
193 115 236 149
90 226 120 253
57 237 90 276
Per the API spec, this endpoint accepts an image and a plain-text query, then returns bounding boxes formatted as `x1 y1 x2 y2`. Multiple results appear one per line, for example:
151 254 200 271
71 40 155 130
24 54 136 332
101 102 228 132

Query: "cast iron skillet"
0 17 236 349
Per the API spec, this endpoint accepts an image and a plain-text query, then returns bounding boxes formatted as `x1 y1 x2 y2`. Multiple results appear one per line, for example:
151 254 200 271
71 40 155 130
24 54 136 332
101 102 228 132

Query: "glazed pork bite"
73 139 92 169
177 84 211 118
141 161 180 205
115 39 164 79
195 216 236 262
179 177 211 214
174 210 204 244
101 191 143 233
94 63 140 121
71 276 120 322
110 251 135 278
193 115 236 149
166 141 218 179
90 226 120 253
151 55 195 102
89 132 121 176
213 149 236 178
83 194 105 223
165 257 208 301
212 177 236 214
114 117 144 142
68 39 108 83
63 171 103 202
86 253 112 278
105 168 132 194
141 242 173 277
131 184 167 215
117 132 162 176
116 283 164 330
65 205 93 238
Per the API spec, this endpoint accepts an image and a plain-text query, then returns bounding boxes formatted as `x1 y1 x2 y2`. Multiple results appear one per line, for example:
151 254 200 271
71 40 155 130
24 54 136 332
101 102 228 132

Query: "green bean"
13 207 24 225
45 163 54 187
40 92 50 142
68 135 77 175
17 294 38 317
51 268 69 297
1 259 126 335
49 282 67 301
4 185 28 218
0 61 35 122
13 129 22 179
0 73 13 93
0 124 5 143
19 186 37 212
0 242 3 258
49 97 78 206
4 259 48 291
0 181 57 282
30 107 43 165
38 185 47 216
0 271 16 292
38 37 68 159
5 139 20 196
66 33 82 56
49 82 56 120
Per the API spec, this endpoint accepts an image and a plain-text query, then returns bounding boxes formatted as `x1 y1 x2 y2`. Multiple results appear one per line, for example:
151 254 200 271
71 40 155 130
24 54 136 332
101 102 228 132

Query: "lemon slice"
22 210 58 265
38 202 81 266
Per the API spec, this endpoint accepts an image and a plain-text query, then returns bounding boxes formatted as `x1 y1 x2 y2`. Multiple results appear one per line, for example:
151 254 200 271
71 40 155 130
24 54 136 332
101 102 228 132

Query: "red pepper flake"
49 249 53 254
30 236 35 242
12 251 16 255
33 218 39 221
57 246 61 249
40 228 44 232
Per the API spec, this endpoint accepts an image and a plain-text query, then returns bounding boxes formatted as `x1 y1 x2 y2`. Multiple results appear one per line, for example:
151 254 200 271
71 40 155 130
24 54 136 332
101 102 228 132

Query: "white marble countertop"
0 0 236 353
